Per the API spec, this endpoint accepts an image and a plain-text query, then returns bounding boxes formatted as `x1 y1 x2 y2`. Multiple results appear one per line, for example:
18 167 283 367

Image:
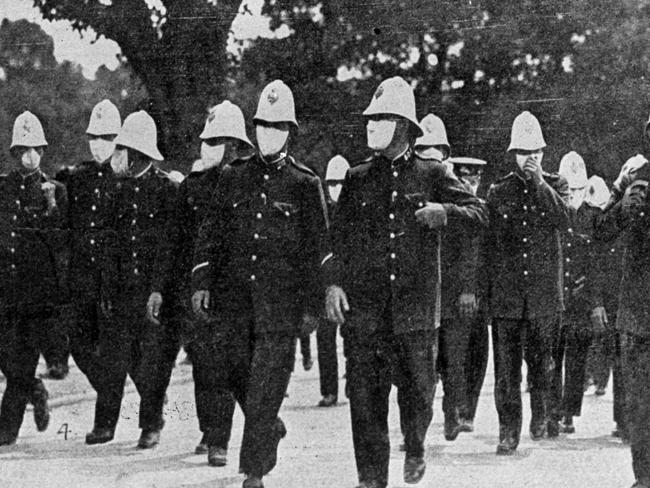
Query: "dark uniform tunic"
192 154 328 477
0 169 67 438
94 165 179 432
485 170 569 445
550 202 601 419
56 161 115 394
594 188 650 485
323 151 486 488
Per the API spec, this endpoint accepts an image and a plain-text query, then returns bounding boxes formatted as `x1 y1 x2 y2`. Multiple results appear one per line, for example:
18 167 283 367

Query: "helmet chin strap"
260 151 287 166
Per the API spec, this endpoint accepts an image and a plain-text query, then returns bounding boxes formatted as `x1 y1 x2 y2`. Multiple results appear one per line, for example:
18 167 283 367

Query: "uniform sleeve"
593 194 629 243
434 165 488 233
532 175 570 230
42 181 70 302
299 176 330 317
151 180 181 294
192 168 232 292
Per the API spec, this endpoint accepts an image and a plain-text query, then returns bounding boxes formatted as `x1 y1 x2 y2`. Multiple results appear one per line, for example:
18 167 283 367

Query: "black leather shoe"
496 436 518 455
85 428 114 445
302 356 313 371
137 429 161 449
530 421 546 440
195 434 208 454
547 419 560 438
318 394 338 407
444 413 462 441
208 446 227 466
595 386 606 396
242 475 264 488
32 379 50 432
0 431 17 446
403 456 426 484
613 424 630 443
459 418 474 433
560 416 575 434
274 418 287 439
44 364 69 380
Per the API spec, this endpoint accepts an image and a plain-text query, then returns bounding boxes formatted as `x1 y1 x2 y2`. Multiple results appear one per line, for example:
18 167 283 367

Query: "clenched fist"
414 202 447 229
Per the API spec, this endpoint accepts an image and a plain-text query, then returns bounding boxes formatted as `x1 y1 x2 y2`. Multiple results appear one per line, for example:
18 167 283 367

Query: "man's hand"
414 202 447 229
326 285 349 325
146 292 163 325
523 157 543 183
41 182 57 208
621 181 648 218
591 306 608 335
300 313 320 336
192 290 210 316
458 293 478 318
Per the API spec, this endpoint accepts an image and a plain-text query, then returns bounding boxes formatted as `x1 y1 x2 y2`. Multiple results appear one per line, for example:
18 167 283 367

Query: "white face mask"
366 119 396 152
328 183 343 203
256 126 289 157
515 151 543 176
110 148 129 176
89 138 116 164
200 142 226 169
21 148 41 171
569 187 586 210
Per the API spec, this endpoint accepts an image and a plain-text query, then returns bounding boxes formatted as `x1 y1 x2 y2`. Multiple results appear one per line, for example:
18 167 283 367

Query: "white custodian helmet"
253 80 298 128
585 175 611 210
558 151 588 189
613 154 649 192
11 111 47 148
507 111 546 152
114 110 163 161
86 99 121 136
325 155 350 181
200 100 254 148
415 114 450 156
363 76 423 137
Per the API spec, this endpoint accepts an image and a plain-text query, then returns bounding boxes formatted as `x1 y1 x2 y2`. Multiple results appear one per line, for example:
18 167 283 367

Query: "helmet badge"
268 89 279 105
374 86 384 99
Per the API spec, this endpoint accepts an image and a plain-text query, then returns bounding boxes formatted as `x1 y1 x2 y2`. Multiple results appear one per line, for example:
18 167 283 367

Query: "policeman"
86 111 179 449
316 155 350 408
439 155 490 437
593 157 650 488
485 111 570 454
149 100 255 466
324 77 487 488
192 80 328 488
0 111 67 445
56 99 120 411
550 152 606 434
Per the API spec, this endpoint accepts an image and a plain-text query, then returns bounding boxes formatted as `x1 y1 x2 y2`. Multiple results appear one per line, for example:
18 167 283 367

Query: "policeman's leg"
465 315 489 421
436 320 452 419
442 316 471 421
39 312 70 378
395 331 436 458
316 318 339 399
68 300 104 391
0 312 41 441
613 327 628 431
344 328 392 487
239 332 295 478
562 313 592 418
492 318 523 442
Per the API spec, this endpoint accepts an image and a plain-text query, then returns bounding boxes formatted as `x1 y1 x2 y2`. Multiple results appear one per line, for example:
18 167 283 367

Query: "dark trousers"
0 309 49 438
465 316 489 421
344 304 436 488
91 304 179 431
39 315 70 370
316 319 339 397
622 332 650 485
492 315 560 443
299 333 311 360
239 332 296 478
188 315 246 449
67 299 106 395
589 323 626 426
551 308 592 418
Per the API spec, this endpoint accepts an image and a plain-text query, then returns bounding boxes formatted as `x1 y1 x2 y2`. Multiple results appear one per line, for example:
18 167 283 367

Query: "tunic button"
98 172 103 177
133 204 138 209
12 215 17 221
132 219 137 225
149 213 154 218
91 258 96 263
522 221 527 226
389 213 395 220
567 243 571 247
392 191 398 198
95 188 100 193
523 253 528 258
260 193 266 199
254 233 260 239
10 232 15 238
564 286 568 291
91 205 97 211
390 232 395 239
251 255 257 261
15 200 20 206
131 236 136 241
284 211 290 217
20 185 25 191
133 252 137 258
264 174 269 181
566 258 571 263
90 222 95 227
611 248 615 253
393 171 398 177
523 270 528 276
524 189 529 194
135 187 140 193
565 272 570 277
522 238 528 243
251 275 256 281
193 206 198 211
11 264 15 270
390 274 396 281
134 268 139 275
10 248 15 253
90 239 95 245
390 253 396 259
504 214 508 219
641 212 646 218
523 205 528 211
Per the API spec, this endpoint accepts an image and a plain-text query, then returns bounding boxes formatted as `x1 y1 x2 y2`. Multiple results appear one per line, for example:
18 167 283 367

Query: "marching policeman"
593 150 650 488
550 152 606 434
85 111 179 449
56 99 120 419
439 154 490 438
485 111 570 454
149 100 255 466
316 155 350 408
324 77 487 488
0 111 67 445
192 80 328 488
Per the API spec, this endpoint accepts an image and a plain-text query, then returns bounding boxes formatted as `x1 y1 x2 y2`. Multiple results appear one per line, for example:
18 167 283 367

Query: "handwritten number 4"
57 423 69 440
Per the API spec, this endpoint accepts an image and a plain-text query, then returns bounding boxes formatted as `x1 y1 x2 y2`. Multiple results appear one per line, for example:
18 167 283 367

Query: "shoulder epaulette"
495 172 515 184
229 157 248 167
287 156 316 177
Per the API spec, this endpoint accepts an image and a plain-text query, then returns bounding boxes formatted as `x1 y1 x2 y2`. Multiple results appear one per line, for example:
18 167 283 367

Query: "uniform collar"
13 168 43 185
257 152 288 171
133 162 153 179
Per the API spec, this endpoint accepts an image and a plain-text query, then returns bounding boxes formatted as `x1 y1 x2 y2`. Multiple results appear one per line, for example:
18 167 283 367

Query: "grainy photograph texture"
0 1 646 487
